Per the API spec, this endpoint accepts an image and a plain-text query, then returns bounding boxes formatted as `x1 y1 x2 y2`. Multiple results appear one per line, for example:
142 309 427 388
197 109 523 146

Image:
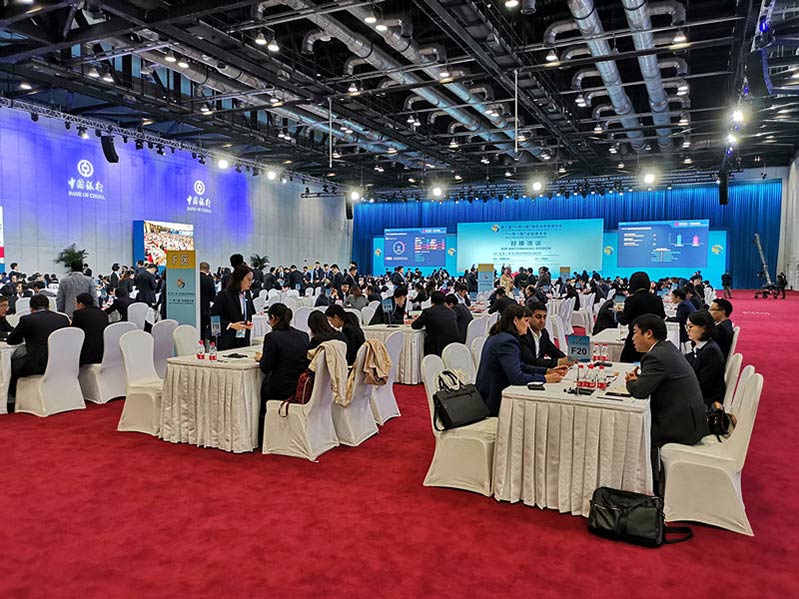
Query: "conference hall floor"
1 292 795 598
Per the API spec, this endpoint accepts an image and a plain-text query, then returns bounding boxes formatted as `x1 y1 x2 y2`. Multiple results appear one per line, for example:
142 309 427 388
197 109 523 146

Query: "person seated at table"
476 304 566 416
444 293 473 343
523 284 547 308
325 304 364 365
0 297 14 334
709 298 735 360
369 286 408 325
518 302 570 368
71 292 109 366
365 285 382 304
617 271 666 362
592 298 617 336
307 310 347 350
666 288 696 347
345 284 368 311
411 291 461 357
211 264 256 350
454 283 471 307
410 283 428 311
564 283 581 310
104 287 134 321
684 310 726 408
255 302 310 440
6 293 70 413
625 314 709 490
488 287 515 315
685 283 704 310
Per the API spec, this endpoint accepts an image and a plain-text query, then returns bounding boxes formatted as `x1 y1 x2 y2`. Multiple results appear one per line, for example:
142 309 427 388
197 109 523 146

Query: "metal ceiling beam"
0 1 76 28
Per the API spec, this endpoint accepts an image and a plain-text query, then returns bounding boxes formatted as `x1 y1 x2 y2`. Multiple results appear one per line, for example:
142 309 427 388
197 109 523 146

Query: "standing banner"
165 250 199 328
477 263 494 296
559 266 571 283
0 207 5 269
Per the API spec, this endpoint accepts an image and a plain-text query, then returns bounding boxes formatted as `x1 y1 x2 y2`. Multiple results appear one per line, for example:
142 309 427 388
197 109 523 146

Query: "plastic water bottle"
587 364 596 389
598 365 607 390
209 342 217 362
196 341 205 360
601 344 609 362
577 364 585 388
592 343 599 362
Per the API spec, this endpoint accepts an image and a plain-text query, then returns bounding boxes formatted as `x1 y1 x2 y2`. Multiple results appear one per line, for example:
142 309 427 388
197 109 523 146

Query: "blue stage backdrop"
353 181 782 289
0 109 348 274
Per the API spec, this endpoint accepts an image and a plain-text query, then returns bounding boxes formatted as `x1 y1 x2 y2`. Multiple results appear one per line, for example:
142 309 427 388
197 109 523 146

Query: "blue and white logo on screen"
193 180 206 195
392 240 406 255
186 179 212 214
77 159 94 178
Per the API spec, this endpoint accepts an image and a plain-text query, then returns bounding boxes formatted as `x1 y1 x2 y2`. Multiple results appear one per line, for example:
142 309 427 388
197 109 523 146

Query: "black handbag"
432 370 490 430
588 487 693 547
707 403 733 441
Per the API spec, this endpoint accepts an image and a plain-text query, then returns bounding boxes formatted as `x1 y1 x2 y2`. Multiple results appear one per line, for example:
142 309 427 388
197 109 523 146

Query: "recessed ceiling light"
684 157 693 164
505 0 520 7
439 69 450 79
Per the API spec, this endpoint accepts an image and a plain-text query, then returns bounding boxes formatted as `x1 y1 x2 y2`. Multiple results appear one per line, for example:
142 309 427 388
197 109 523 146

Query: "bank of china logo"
448 247 456 256
604 245 615 256
77 160 94 178
711 244 724 255
491 224 501 233
194 180 206 195
374 248 382 257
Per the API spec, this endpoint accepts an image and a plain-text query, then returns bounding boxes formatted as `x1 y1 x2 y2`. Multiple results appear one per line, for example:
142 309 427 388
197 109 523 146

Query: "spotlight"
678 115 688 126
198 155 206 165
732 109 744 123
19 82 32 91
505 169 512 177
682 139 691 148
505 0 520 7
135 139 144 150
726 133 737 145
558 165 566 174
64 122 71 130
406 115 415 124
200 104 211 113
617 161 625 169
269 97 280 104
438 69 451 79
432 186 443 198
165 50 177 63
643 172 656 185
102 69 114 82
449 138 459 149
87 65 100 78
348 82 359 93
387 147 397 155
593 123 603 134
29 112 38 122
672 28 687 43
375 22 388 32
140 63 153 77
95 129 102 137
266 169 277 180
156 145 165 156
78 127 89 139
545 48 558 62
177 57 189 69
255 31 268 46
531 180 543 192
364 9 378 24
216 157 229 169
683 157 693 164
350 190 361 201
281 175 288 184
677 84 689 96
575 94 586 107
267 35 280 53
235 165 242 173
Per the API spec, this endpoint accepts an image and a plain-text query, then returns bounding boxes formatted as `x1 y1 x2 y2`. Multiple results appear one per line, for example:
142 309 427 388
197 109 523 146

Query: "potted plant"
250 254 269 270
55 244 89 271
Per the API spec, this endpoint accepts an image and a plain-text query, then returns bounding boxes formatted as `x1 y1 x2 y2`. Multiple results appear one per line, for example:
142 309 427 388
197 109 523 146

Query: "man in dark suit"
263 267 278 292
0 297 14 334
199 262 216 339
329 264 344 297
488 287 515 315
521 301 568 368
710 298 735 360
369 287 408 325
312 262 325 288
666 288 697 346
7 294 70 411
105 287 134 321
411 291 461 356
134 263 159 306
625 314 709 490
71 292 109 366
390 266 407 287
444 293 473 344
344 266 358 290
109 263 120 290
454 283 472 307
287 265 305 293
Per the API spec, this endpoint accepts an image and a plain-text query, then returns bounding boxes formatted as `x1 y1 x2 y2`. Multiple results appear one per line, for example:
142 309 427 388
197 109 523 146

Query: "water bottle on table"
209 342 217 362
196 340 205 360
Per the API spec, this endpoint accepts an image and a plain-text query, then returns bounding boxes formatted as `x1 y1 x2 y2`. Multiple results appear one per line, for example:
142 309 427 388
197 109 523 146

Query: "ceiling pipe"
378 77 398 89
649 0 686 24
344 56 371 76
592 104 616 120
428 110 449 125
586 89 609 104
572 69 601 90
658 57 689 76
562 45 593 61
404 95 428 111
418 44 448 64
621 0 683 149
380 16 413 39
566 0 645 150
543 19 580 46
301 29 331 55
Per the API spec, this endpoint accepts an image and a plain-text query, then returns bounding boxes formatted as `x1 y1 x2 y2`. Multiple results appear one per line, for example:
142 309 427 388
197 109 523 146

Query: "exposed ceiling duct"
301 29 331 55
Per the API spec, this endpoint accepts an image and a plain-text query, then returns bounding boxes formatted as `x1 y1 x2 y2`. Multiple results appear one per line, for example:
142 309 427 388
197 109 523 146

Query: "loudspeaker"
346 201 353 220
744 51 770 97
101 135 119 164
719 172 729 205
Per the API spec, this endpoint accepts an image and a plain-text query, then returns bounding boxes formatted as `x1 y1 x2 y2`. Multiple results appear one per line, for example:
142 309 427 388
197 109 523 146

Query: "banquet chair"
284 297 299 313
127 303 149 330
371 331 403 425
267 289 281 302
258 289 269 301
486 312 499 329
305 287 314 297
286 289 300 299
549 314 569 351
421 355 496 496
14 309 30 319
726 364 754 416
661 372 763 536
728 327 741 363
722 353 743 409
421 299 432 309
471 336 486 371
332 345 379 446
253 296 266 315
367 300 380 312
152 319 179 379
48 297 57 312
571 307 592 332
361 305 377 326
79 321 137 404
442 343 476 383
15 297 30 313
173 324 199 356
292 306 312 335
117 330 163 436
344 307 361 322
5 313 19 328
559 297 575 336
465 317 488 353
15 328 85 417
263 346 339 461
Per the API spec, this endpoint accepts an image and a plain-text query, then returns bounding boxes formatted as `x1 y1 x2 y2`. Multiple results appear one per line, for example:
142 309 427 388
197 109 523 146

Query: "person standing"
57 261 98 318
776 272 788 299
410 291 461 357
199 262 216 340
134 263 159 307
616 271 666 362
721 272 733 299
71 292 109 366
211 265 256 350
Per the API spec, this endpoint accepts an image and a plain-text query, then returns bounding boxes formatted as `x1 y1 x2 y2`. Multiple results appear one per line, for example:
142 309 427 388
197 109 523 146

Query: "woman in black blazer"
211 264 256 350
617 271 666 362
307 310 347 350
684 310 726 407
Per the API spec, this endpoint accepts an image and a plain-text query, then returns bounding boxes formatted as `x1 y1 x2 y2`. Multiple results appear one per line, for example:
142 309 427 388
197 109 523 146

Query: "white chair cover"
127 303 149 330
332 345 379 446
284 297 299 313
559 297 575 336
253 296 266 315
258 289 269 300
727 364 754 416
421 355 497 496
48 297 57 312
267 289 281 300
305 287 315 297
263 346 340 460
729 326 741 358
152 319 179 378
367 300 380 311
550 313 568 351
662 373 763 535
344 307 361 321
79 321 137 404
173 324 199 356
15 327 86 417
292 306 313 335
722 353 743 409
471 336 486 370
421 299 432 309
117 330 163 436
442 343 476 383
5 313 19 328
14 309 30 319
371 331 402 425
286 289 300 299
15 297 30 313
361 305 377 326
465 317 488 352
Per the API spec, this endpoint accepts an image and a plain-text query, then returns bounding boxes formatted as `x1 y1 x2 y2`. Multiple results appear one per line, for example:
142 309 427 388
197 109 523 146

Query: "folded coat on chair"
361 338 392 386
308 340 348 406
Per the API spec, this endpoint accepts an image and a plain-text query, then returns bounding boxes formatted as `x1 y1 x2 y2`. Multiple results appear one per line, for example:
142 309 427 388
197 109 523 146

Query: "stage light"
726 133 737 145
29 112 38 122
677 84 689 96
449 138 458 149
684 157 692 164
255 31 268 46
102 70 114 83
432 186 443 198
731 109 744 123
266 169 277 180
375 22 388 32
177 57 189 69
140 63 153 77
608 145 618 154
438 69 451 79
78 127 89 139
531 180 544 192
87 65 100 78
200 104 211 113
505 0 520 7
364 9 377 24
558 165 566 174
348 82 359 93
545 48 558 62
216 157 229 169
672 28 687 43
350 190 361 201
19 82 32 90
593 123 602 134
575 94 586 107
505 169 512 177
267 36 280 53
165 50 177 63
617 161 625 169
198 155 206 164
406 115 415 124
156 145 165 156
281 175 288 184
678 115 688 126
643 171 656 185
387 147 397 154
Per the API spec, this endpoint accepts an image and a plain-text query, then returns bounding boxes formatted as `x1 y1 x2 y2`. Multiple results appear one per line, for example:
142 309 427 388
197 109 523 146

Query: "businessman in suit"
444 293 473 343
7 294 70 411
0 297 13 333
520 301 568 368
329 264 344 297
488 287 516 315
411 291 461 356
134 263 159 306
104 287 135 321
666 288 697 346
71 292 109 366
625 314 709 491
709 298 735 360
390 266 407 287
199 262 216 339
57 260 98 318
369 287 408 325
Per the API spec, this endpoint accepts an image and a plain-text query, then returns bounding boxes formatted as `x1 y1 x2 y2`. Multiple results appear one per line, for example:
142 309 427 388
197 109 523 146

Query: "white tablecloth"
592 323 680 362
0 343 22 415
493 363 652 516
251 314 271 340
160 348 263 453
362 324 424 385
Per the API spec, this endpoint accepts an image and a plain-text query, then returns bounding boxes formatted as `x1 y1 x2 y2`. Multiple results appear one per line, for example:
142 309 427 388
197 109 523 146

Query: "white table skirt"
0 343 22 415
592 323 680 362
363 324 424 385
160 349 263 453
251 314 271 340
493 366 652 517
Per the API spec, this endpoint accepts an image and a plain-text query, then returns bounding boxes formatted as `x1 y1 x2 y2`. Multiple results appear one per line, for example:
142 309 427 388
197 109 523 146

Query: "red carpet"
1 292 796 598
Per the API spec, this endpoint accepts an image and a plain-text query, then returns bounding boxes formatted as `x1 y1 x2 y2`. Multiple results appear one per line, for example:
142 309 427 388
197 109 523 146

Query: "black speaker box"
346 201 353 220
101 135 119 163
719 172 729 205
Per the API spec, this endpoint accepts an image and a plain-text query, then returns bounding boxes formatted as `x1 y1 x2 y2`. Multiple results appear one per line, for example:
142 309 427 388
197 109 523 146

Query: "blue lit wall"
0 109 349 275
